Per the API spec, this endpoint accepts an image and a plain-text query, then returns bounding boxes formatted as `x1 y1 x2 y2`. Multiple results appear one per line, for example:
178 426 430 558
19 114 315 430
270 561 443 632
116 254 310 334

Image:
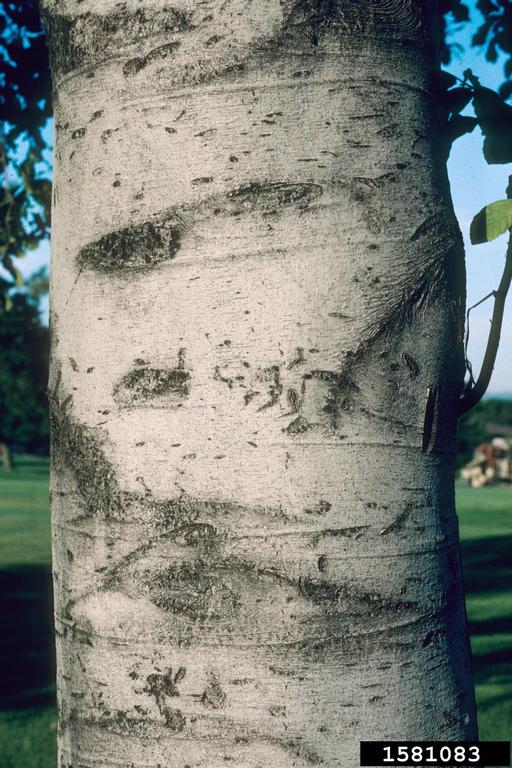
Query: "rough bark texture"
41 1 477 765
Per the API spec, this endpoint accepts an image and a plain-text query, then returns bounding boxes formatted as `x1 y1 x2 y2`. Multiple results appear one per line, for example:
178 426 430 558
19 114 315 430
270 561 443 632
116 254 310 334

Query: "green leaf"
472 84 512 163
446 115 478 143
444 86 473 114
437 71 458 89
470 199 512 244
499 80 512 101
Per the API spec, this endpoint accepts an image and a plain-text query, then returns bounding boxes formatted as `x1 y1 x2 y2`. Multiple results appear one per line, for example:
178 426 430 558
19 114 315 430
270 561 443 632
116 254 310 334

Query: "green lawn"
0 455 51 569
0 455 56 768
456 485 512 743
0 457 510 766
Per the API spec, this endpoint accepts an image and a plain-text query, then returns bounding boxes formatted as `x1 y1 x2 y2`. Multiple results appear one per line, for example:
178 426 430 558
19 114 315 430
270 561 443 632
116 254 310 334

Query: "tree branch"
458 225 512 416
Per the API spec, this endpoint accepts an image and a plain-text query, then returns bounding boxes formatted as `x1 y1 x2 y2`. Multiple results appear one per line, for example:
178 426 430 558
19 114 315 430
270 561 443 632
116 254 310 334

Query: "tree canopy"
2 1 512 298
1 0 51 295
1 0 512 443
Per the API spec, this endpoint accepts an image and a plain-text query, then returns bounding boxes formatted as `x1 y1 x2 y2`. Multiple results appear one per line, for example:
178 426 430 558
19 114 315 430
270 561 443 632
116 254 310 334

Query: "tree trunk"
0 442 13 471
41 1 477 765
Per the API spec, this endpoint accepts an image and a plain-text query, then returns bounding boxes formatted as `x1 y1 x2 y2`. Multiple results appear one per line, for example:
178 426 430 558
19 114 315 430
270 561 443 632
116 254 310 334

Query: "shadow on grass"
468 617 512 636
460 536 512 699
0 565 55 711
460 535 512 595
471 648 512 691
0 534 507 716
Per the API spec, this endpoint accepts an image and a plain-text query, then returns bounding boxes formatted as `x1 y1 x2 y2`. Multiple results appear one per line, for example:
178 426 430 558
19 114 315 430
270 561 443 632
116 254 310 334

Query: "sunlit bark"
41 1 477 765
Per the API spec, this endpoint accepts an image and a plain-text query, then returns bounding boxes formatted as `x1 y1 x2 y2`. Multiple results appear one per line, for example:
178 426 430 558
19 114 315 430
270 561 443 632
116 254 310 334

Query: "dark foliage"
0 564 55 709
1 0 511 297
472 0 512 100
1 0 51 296
440 0 470 65
0 280 49 453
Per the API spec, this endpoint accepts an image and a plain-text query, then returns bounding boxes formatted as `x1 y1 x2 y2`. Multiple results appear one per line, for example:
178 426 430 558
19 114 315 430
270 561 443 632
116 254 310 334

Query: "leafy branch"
435 63 512 413
459 178 512 414
1 0 51 306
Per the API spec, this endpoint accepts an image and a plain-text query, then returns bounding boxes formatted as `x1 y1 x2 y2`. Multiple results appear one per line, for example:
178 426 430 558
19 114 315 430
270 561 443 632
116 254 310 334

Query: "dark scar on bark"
50 380 270 534
40 6 192 78
297 576 415 615
76 709 162 738
123 40 181 76
227 182 323 213
410 214 438 242
132 669 187 730
77 180 324 275
318 247 452 428
114 365 190 403
284 415 312 435
49 385 198 525
283 370 358 436
313 370 359 427
256 366 282 411
201 676 227 709
146 560 241 619
77 213 186 273
403 352 420 377
127 548 415 622
379 506 412 535
144 667 183 707
50 396 125 520
113 349 190 405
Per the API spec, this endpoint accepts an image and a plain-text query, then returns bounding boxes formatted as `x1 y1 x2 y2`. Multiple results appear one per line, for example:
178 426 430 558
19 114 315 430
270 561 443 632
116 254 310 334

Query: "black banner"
360 741 511 766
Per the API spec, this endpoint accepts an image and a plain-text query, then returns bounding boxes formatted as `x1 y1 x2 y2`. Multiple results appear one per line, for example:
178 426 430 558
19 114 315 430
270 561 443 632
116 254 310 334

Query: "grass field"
0 456 510 766
0 456 56 768
456 485 512 743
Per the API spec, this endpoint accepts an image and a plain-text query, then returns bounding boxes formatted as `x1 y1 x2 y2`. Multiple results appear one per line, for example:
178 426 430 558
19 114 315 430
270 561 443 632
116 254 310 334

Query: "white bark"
41 1 477 765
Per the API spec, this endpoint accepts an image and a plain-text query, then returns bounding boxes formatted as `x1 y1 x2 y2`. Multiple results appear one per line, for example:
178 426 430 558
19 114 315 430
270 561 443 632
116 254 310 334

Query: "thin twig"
458 232 512 415
463 290 496 388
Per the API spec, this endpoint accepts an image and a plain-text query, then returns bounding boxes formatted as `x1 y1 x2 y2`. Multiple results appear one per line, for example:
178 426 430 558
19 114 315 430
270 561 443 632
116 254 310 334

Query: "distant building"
461 437 512 488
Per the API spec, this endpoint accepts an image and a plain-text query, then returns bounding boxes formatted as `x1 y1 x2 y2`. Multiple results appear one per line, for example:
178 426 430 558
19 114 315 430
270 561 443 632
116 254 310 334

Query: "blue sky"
446 7 512 394
10 3 512 395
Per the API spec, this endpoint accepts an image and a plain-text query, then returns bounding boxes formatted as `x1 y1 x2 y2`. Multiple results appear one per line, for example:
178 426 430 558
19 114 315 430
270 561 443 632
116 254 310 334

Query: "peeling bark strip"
422 385 439 454
40 5 192 78
77 213 186 273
